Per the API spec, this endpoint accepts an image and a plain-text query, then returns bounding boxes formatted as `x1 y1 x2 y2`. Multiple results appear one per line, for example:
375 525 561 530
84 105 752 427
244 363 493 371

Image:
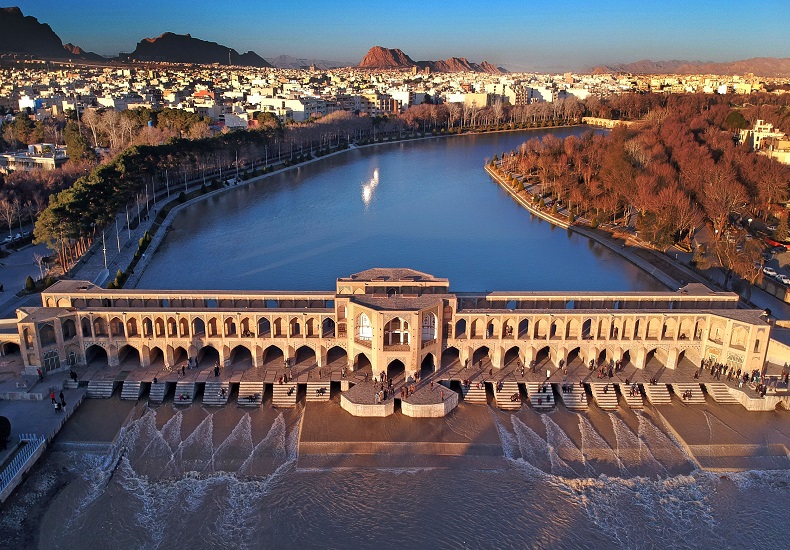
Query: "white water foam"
577 414 626 476
542 415 583 477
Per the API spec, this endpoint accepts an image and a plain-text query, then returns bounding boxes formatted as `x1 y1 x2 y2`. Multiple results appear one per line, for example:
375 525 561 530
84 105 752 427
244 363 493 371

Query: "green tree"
25 275 35 291
724 110 749 131
64 121 93 161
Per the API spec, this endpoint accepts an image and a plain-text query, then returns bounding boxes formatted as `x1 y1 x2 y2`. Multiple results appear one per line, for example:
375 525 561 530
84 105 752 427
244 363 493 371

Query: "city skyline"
11 0 790 71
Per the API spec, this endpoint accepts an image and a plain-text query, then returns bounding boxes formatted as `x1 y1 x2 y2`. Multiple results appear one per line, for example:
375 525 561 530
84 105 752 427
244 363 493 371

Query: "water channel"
137 128 664 292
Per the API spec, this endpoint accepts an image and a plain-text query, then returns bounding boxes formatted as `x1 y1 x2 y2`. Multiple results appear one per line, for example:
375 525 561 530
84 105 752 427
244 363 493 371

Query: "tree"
775 214 789 242
25 275 35 291
33 253 47 279
64 121 93 162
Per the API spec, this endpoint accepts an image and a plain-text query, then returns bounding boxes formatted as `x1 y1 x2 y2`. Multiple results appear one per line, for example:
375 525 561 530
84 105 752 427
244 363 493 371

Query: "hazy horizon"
9 0 790 71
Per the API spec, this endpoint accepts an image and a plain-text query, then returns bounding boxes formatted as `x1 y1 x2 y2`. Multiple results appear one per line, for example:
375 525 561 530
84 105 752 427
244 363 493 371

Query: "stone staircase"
616 383 644 409
87 380 117 398
174 381 195 406
306 381 330 402
462 381 488 404
493 379 521 410
525 382 555 411
203 380 230 406
63 379 79 390
559 384 588 411
704 382 740 405
671 382 707 404
149 382 168 404
120 380 144 401
589 382 618 411
238 381 264 407
642 383 672 405
272 382 297 408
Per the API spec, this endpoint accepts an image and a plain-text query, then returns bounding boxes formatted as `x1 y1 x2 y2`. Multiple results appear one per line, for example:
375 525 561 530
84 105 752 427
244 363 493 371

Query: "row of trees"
498 94 790 290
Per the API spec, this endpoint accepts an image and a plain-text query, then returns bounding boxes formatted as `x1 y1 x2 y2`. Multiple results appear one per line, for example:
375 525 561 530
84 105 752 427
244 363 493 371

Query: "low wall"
298 441 502 456
340 394 394 417
727 385 789 411
401 391 458 417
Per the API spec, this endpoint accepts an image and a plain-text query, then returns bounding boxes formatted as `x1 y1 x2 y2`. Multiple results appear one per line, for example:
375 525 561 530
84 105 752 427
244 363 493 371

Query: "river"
137 128 663 292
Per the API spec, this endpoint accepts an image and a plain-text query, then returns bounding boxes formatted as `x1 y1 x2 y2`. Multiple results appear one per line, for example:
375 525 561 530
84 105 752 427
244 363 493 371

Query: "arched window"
356 313 372 340
421 313 437 340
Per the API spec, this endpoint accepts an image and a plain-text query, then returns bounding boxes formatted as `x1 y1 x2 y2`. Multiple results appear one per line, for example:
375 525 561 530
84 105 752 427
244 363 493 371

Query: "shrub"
25 276 35 291
178 191 186 203
107 281 116 289
551 203 558 215
538 198 546 209
568 212 576 224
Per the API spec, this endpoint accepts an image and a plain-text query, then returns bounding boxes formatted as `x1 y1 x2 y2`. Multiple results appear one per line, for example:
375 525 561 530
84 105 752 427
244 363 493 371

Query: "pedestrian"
214 365 219 377
37 368 44 381
50 390 56 404
182 365 186 377
546 369 551 380
59 391 66 407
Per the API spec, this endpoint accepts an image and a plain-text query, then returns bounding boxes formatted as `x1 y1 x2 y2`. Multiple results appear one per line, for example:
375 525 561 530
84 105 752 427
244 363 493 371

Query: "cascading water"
577 414 626 476
541 415 584 477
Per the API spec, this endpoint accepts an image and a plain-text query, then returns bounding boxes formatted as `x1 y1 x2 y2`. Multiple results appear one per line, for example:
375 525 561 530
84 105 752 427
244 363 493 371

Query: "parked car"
777 274 790 285
2 235 11 244
763 266 777 277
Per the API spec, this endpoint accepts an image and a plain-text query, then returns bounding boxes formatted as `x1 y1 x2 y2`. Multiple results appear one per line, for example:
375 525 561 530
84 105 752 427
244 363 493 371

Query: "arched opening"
441 346 460 369
229 345 252 368
192 318 206 337
582 319 592 339
81 317 92 338
535 346 551 367
166 317 177 338
470 319 482 338
421 313 437 340
502 319 514 338
173 346 188 366
85 344 108 366
39 323 56 347
118 345 141 368
262 345 284 366
534 319 547 339
0 342 20 356
305 317 317 337
295 345 316 367
240 317 252 337
387 359 405 380
646 318 661 340
356 313 373 341
326 346 347 366
93 317 108 337
420 354 435 376
473 346 491 366
142 317 153 337
179 318 189 338
567 347 582 367
289 318 301 337
455 319 467 338
197 345 220 367
61 319 77 341
110 317 124 337
258 318 271 337
149 346 165 367
322 318 336 338
597 349 609 365
225 317 237 337
550 320 562 339
126 318 138 337
518 318 529 338
503 346 520 367
662 319 677 340
355 352 371 372
154 318 165 337
566 319 580 339
678 319 692 340
273 317 285 337
621 350 632 368
207 317 219 337
693 320 705 341
486 320 496 339
42 350 60 371
384 317 410 346
645 348 667 369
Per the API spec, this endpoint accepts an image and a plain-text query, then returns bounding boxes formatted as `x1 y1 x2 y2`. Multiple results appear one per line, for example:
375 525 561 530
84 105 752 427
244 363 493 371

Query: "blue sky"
13 0 790 70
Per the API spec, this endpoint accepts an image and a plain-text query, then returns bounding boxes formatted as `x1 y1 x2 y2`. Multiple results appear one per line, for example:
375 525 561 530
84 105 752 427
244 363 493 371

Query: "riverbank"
485 163 719 292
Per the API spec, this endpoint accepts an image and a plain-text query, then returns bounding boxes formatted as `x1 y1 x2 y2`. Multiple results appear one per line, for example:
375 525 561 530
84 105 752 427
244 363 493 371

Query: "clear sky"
12 0 790 70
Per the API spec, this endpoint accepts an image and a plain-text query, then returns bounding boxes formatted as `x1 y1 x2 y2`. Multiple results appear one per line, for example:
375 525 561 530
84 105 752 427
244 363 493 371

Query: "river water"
137 129 662 292
3 402 788 550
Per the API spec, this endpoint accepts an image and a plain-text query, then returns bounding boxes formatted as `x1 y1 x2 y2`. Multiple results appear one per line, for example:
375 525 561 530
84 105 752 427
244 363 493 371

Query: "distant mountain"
358 46 506 74
0 6 105 60
129 32 271 67
268 54 348 70
592 57 790 77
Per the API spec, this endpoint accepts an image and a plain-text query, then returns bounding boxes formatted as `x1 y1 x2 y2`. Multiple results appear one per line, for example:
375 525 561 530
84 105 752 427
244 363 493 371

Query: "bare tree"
0 198 15 239
33 252 47 279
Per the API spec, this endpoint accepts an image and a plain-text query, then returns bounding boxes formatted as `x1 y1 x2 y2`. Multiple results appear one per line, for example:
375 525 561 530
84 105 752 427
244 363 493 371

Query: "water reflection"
361 168 380 207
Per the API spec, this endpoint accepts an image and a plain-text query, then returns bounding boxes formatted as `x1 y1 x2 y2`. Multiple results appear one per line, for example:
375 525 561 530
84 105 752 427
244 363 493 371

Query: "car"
777 274 790 285
763 266 777 277
13 233 21 240
2 235 11 244
768 225 778 232
21 230 29 238
772 246 787 254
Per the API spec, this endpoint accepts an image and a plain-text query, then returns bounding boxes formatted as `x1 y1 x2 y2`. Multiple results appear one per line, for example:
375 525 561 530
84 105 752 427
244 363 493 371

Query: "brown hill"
130 32 271 67
358 46 506 74
63 43 104 62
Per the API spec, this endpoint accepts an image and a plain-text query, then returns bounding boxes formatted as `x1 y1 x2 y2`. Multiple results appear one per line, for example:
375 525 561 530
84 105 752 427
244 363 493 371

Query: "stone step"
203 381 230 406
703 382 740 405
525 382 555 411
120 380 143 401
87 380 117 398
671 382 707 404
616 383 644 409
238 381 264 407
306 381 330 401
463 381 488 404
63 380 79 390
174 381 195 406
642 383 672 405
149 382 167 403
272 382 297 408
558 383 588 411
493 380 521 410
589 382 618 411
